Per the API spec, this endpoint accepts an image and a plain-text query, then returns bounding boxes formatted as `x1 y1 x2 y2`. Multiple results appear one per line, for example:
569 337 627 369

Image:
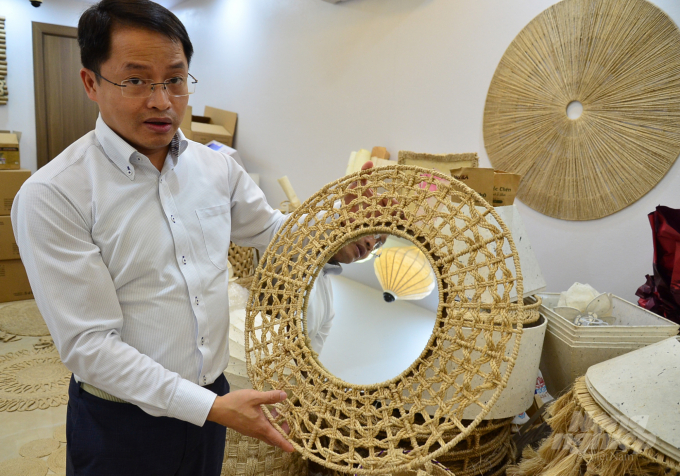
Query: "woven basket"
229 243 257 279
221 428 308 476
514 295 541 325
246 165 526 475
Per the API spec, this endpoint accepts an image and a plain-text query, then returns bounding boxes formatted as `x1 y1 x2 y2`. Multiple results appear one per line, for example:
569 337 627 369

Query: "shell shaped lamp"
373 246 435 303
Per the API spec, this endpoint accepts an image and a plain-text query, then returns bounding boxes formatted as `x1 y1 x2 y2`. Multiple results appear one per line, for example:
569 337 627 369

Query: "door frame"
32 22 80 169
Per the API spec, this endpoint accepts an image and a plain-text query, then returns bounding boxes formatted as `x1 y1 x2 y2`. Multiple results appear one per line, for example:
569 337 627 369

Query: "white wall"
173 0 680 303
0 0 93 173
2 0 677 302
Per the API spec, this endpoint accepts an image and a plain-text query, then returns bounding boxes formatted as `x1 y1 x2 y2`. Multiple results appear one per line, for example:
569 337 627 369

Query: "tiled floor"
0 334 67 474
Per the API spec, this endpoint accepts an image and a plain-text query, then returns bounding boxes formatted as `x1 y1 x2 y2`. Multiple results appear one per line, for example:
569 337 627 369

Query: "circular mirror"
309 234 438 385
245 165 525 475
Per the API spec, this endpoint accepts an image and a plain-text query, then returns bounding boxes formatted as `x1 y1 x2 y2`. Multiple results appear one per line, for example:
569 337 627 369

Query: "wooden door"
33 22 99 169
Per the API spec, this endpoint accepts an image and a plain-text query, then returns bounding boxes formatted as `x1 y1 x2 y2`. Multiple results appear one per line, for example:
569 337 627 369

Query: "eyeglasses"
371 234 386 252
95 72 198 98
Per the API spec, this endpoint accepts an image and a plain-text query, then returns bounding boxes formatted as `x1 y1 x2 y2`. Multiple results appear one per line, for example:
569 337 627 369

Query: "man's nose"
147 84 171 108
365 236 376 250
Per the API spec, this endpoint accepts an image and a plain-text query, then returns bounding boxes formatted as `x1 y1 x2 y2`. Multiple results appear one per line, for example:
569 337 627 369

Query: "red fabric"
636 206 680 325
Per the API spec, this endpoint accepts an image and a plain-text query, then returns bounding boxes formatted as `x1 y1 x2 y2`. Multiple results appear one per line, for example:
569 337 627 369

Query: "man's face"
81 25 189 157
332 235 387 264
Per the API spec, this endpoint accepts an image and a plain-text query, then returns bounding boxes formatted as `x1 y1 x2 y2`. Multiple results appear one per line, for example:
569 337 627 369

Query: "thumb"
257 390 288 405
360 161 374 171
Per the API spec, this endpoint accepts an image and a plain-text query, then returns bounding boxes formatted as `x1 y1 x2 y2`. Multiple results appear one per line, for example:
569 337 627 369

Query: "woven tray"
246 165 526 474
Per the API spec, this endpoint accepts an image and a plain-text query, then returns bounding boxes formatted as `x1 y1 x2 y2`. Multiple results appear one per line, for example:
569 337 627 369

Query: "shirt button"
171 215 176 223
203 376 207 385
200 337 204 345
195 297 199 306
182 256 187 265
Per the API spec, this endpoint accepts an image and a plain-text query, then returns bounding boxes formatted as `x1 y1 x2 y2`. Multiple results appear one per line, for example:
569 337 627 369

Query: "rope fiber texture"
507 377 680 476
484 0 680 220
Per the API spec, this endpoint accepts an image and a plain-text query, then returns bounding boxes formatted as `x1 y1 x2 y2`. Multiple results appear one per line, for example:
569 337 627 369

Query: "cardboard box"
0 259 33 303
0 132 20 169
180 105 237 147
0 215 19 260
0 169 30 214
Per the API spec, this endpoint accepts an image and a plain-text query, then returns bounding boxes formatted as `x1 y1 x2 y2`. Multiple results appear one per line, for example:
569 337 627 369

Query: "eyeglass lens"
120 77 196 98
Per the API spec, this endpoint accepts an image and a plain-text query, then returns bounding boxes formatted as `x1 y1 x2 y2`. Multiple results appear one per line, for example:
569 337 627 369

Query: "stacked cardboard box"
0 132 20 169
0 164 33 302
180 105 237 147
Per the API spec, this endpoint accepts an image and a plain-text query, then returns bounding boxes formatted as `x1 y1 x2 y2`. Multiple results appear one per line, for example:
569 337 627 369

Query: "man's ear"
80 68 99 102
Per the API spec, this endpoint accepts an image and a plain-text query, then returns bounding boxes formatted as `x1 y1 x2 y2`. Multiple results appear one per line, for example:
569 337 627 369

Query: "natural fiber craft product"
246 165 526 474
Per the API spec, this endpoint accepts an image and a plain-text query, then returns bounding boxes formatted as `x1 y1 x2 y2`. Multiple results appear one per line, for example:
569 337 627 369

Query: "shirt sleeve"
12 181 217 427
314 274 336 353
225 156 287 253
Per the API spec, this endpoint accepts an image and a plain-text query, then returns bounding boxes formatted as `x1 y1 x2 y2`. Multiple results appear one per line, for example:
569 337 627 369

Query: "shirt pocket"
196 204 231 270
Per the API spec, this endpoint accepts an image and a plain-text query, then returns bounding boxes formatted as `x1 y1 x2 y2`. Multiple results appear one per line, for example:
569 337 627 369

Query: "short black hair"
78 0 193 75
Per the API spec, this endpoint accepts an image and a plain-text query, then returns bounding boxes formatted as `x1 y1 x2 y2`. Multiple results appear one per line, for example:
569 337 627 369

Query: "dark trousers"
66 374 229 476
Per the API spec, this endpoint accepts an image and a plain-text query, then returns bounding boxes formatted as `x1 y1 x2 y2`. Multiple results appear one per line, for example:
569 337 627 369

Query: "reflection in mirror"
304 234 438 385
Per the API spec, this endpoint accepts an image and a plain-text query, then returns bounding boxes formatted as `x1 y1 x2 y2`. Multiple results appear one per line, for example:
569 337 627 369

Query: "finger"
265 427 295 452
256 390 288 405
270 408 291 434
360 161 374 171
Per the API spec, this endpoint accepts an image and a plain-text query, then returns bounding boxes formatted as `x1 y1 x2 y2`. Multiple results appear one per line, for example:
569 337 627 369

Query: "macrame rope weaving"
484 0 680 220
245 165 525 475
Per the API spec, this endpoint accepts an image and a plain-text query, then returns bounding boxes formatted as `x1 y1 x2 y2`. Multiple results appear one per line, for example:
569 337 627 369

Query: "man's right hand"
207 389 295 452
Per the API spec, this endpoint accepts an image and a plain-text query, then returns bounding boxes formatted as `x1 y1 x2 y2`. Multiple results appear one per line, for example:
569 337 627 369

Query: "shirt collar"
323 261 343 276
94 115 189 180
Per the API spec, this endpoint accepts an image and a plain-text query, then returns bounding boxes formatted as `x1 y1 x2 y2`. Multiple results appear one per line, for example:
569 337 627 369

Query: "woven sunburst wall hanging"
245 165 526 475
484 0 680 221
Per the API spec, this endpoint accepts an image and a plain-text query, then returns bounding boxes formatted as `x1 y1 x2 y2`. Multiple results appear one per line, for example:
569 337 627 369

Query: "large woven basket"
221 428 308 476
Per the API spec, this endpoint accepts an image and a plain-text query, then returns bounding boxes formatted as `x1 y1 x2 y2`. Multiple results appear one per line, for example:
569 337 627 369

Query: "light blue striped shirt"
12 116 285 426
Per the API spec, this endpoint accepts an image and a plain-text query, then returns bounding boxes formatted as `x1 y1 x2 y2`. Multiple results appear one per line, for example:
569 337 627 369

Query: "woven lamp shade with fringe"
484 0 680 221
507 377 680 476
246 165 526 475
374 246 436 303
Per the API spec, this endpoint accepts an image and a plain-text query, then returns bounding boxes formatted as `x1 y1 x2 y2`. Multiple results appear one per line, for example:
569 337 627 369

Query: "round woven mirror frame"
245 165 525 475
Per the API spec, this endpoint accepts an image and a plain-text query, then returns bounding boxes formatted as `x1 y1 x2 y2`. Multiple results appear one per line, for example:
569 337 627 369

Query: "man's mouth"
145 118 172 125
144 118 173 132
355 243 366 259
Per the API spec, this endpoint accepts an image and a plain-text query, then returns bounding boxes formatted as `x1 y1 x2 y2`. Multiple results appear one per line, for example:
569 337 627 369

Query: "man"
12 1 295 474
306 234 386 353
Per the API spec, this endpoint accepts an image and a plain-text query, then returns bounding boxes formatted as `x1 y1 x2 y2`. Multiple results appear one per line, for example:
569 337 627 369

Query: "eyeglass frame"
94 71 198 98
370 234 386 252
